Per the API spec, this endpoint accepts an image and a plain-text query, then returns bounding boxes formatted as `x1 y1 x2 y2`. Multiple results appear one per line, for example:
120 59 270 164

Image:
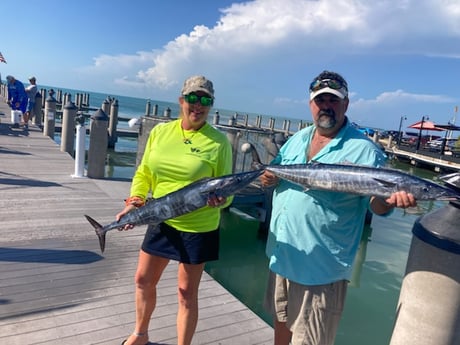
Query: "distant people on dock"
6 75 27 122
24 76 38 130
260 70 417 345
115 75 233 345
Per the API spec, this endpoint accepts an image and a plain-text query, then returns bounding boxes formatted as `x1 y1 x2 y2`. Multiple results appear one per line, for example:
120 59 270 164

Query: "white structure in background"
128 117 141 130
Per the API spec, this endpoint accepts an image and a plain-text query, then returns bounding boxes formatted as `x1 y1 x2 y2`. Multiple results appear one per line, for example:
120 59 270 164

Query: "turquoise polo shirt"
266 118 387 285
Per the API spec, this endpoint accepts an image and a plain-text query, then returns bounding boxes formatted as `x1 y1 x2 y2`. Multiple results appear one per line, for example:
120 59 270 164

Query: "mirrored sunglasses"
183 94 213 106
309 78 347 92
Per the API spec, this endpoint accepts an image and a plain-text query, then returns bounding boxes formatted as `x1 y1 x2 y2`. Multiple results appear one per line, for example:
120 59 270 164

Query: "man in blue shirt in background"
6 75 27 127
260 70 417 345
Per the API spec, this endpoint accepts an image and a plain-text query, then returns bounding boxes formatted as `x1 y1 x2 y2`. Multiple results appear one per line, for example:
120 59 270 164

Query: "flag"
0 52 6 63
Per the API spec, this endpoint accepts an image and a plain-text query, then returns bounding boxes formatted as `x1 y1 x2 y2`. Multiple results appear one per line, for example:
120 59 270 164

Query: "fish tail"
84 215 107 253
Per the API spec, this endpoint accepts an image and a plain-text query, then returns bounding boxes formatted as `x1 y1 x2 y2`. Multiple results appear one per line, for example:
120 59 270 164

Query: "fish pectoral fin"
439 172 460 185
439 172 460 180
372 177 397 188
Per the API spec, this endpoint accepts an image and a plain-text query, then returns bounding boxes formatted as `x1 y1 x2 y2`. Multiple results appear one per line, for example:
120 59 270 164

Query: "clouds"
92 1 458 85
349 90 457 128
133 0 369 88
53 0 460 129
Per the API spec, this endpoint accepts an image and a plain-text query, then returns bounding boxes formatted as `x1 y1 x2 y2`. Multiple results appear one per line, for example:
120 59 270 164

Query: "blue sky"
2 0 460 132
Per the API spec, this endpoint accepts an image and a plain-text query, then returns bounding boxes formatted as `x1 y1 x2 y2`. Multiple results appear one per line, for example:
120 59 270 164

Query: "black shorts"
141 222 219 264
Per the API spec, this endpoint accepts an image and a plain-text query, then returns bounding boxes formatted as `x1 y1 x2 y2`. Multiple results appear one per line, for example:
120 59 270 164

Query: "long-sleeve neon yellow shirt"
130 119 233 232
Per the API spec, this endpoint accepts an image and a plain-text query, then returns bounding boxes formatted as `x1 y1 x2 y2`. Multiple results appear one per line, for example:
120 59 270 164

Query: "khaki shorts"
264 271 348 345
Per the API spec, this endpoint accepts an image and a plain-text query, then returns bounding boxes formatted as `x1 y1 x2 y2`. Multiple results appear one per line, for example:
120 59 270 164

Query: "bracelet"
125 196 145 207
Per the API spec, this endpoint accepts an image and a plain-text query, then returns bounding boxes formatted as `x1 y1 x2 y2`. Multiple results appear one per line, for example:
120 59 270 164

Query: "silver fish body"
259 162 460 201
85 169 264 252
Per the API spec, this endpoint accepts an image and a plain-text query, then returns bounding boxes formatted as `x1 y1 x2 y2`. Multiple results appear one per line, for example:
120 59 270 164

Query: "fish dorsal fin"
372 177 397 188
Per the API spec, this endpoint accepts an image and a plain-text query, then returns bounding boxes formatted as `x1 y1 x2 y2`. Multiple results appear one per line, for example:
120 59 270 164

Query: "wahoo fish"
258 162 460 200
85 169 264 253
244 142 460 201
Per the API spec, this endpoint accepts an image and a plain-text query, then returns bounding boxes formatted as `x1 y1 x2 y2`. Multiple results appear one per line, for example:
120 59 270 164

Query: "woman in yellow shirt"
117 76 232 345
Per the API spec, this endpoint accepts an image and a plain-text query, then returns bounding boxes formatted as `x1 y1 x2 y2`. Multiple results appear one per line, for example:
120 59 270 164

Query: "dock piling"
43 90 56 139
60 100 77 155
87 108 109 178
108 99 119 148
390 199 460 345
32 92 42 127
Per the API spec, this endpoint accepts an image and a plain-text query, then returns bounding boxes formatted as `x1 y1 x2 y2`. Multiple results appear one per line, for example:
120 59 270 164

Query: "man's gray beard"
317 115 337 129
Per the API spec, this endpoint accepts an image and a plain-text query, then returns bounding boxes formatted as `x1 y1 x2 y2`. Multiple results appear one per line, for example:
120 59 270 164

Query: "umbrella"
408 120 445 131
434 124 460 131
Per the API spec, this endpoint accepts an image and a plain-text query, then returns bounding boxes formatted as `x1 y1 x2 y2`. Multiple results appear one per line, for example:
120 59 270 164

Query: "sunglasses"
309 78 347 92
183 94 214 106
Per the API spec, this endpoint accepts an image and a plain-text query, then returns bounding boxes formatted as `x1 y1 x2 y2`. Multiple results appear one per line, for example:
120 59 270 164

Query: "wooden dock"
0 103 273 344
383 143 460 173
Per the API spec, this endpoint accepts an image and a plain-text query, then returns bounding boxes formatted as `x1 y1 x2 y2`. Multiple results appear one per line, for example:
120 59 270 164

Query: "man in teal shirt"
260 71 417 345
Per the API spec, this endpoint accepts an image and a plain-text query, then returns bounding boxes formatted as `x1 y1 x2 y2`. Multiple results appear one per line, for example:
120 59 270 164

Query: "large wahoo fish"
86 169 264 252
245 143 460 201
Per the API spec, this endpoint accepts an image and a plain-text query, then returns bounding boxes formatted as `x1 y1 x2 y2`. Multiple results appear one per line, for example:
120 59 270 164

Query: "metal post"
72 114 86 178
416 116 428 151
397 116 407 146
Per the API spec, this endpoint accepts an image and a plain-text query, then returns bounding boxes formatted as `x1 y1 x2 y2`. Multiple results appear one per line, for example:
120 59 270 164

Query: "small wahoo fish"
85 169 264 253
245 142 460 201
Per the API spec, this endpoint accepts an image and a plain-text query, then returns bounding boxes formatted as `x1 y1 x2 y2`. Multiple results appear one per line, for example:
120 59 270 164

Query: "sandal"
121 331 148 345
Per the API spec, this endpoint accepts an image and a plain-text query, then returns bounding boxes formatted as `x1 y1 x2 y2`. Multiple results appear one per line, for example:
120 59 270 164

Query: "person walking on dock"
115 75 233 345
260 70 417 345
24 76 38 129
6 75 27 126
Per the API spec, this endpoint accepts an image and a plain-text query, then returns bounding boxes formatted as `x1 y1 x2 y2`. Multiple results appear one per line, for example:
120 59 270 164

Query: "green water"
205 162 449 345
